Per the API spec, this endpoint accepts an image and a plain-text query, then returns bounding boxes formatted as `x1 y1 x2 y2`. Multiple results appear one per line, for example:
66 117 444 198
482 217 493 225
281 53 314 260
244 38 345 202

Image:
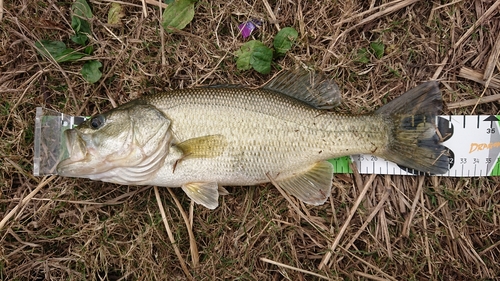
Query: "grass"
2 0 500 280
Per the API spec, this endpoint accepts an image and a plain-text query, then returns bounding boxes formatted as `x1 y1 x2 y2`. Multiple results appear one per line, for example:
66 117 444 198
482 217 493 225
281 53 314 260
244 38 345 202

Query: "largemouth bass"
57 70 449 209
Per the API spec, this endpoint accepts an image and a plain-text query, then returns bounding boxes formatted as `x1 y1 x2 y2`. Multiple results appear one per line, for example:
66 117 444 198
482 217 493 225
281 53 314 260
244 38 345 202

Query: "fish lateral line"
52 71 449 209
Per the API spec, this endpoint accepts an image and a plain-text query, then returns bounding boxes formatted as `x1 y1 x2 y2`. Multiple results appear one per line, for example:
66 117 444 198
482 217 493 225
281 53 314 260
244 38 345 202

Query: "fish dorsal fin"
262 69 341 109
175 134 227 159
275 161 333 205
204 84 243 89
182 182 219 209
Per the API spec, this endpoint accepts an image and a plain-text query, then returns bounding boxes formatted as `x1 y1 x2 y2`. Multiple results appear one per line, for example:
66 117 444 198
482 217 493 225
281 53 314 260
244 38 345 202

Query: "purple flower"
238 19 263 39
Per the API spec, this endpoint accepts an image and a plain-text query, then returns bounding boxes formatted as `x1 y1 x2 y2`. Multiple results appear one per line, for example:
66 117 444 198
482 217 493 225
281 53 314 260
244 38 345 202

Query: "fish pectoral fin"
275 161 333 206
175 134 227 159
181 182 220 209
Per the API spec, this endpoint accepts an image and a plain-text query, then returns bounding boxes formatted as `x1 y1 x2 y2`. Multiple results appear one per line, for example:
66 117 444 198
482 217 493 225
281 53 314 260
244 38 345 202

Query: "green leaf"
355 48 370 64
71 0 92 45
71 13 91 33
72 0 93 19
84 45 94 55
235 41 255 71
71 0 92 33
235 40 273 74
164 0 175 4
370 41 385 59
71 33 88 45
108 3 124 25
35 40 66 56
81 60 102 83
56 48 87 63
35 40 87 63
273 27 298 55
162 0 195 33
250 45 273 74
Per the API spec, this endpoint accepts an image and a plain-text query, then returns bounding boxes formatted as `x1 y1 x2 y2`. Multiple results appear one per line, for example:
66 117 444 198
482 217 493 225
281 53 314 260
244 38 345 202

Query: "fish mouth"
56 129 91 176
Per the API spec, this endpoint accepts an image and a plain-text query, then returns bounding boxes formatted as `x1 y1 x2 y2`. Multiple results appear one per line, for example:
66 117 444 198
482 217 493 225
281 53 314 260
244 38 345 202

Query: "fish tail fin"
376 81 449 175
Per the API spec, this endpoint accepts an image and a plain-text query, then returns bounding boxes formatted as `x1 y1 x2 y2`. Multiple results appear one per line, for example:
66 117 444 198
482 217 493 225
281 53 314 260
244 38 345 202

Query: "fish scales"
141 87 389 186
57 70 449 209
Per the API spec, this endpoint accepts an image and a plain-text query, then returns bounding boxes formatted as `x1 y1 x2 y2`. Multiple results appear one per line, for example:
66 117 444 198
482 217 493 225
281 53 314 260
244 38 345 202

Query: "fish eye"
90 115 105 129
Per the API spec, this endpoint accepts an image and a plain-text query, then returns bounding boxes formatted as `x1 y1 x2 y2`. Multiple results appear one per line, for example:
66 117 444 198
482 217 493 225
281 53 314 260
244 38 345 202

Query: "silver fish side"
57 70 449 209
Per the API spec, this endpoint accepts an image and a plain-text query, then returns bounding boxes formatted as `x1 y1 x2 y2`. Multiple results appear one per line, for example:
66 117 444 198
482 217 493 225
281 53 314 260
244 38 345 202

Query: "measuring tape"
329 115 500 177
35 108 500 177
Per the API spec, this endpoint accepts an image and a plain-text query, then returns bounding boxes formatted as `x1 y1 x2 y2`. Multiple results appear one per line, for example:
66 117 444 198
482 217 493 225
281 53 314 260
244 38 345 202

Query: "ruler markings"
328 115 500 177
33 108 500 178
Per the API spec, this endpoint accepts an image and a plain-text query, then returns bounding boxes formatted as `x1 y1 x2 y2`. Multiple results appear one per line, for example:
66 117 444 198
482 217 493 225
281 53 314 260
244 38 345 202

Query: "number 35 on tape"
329 115 500 177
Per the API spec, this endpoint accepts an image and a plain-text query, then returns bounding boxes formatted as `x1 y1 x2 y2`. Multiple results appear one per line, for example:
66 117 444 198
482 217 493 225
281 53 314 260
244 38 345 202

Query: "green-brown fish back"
56 70 449 209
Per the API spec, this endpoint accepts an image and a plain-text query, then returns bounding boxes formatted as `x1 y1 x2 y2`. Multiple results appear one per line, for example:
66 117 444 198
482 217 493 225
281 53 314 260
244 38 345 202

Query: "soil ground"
1 0 500 280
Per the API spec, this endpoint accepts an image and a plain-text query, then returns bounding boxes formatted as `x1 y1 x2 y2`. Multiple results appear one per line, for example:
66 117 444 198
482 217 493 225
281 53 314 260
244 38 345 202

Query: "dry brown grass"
1 0 500 280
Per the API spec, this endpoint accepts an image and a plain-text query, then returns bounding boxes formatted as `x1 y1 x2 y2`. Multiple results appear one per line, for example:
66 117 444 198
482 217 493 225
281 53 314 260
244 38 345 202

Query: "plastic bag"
33 107 88 176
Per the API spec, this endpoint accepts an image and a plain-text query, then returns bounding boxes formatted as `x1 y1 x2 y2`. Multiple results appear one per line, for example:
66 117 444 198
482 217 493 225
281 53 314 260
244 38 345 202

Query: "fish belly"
144 90 389 187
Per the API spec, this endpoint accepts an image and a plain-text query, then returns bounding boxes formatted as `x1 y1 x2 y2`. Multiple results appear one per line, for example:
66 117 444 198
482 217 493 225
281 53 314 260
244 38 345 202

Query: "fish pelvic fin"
377 81 449 175
274 161 333 205
182 182 220 209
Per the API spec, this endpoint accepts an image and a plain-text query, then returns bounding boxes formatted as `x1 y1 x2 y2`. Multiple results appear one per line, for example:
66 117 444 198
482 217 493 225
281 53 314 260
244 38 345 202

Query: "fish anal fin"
181 182 219 209
175 134 227 159
262 69 341 109
275 161 333 206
